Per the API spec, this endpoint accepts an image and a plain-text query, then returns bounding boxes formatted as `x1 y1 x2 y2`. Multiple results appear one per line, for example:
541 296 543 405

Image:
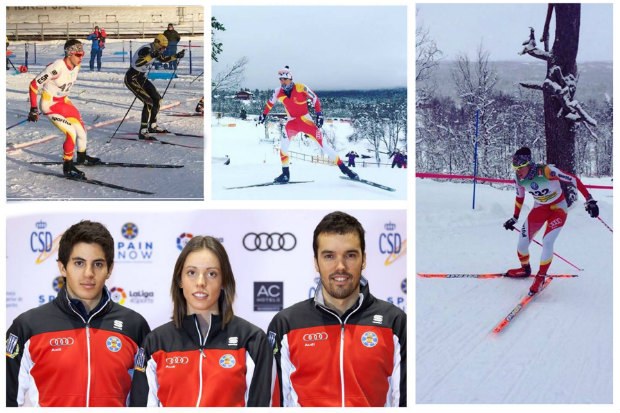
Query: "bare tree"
211 56 248 94
416 9 442 106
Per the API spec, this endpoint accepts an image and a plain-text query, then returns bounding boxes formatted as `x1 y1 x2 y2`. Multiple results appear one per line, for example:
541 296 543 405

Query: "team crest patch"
6 333 20 358
106 336 122 352
530 182 539 190
134 347 146 372
361 331 378 348
219 354 236 368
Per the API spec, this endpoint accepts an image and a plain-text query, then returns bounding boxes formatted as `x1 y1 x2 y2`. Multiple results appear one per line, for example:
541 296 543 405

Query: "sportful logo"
219 354 236 368
243 232 296 251
372 315 383 324
49 337 74 347
166 356 189 365
113 320 124 331
303 332 328 342
228 337 238 346
361 331 378 348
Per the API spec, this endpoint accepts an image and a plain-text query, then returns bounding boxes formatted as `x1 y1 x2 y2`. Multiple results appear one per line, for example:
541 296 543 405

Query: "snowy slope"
211 115 407 200
6 38 204 200
416 178 613 403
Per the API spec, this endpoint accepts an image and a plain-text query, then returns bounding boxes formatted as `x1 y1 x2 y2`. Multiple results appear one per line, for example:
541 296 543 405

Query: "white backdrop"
7 209 406 332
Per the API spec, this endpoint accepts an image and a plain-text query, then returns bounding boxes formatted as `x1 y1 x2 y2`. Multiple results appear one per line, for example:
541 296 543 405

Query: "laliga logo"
177 233 194 251
110 287 127 305
379 222 406 266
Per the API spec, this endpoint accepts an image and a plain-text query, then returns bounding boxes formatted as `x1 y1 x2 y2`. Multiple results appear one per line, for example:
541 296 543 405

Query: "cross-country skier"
28 39 100 179
124 34 185 140
503 147 599 294
257 66 358 183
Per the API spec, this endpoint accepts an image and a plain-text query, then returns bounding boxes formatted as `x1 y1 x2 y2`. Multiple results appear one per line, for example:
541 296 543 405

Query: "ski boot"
63 160 86 180
338 163 359 180
529 273 546 295
76 151 102 165
148 122 170 134
505 263 531 278
195 98 204 113
273 166 290 184
138 128 156 141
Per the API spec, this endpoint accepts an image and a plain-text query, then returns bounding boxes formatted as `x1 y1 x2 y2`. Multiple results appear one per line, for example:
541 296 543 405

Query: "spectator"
163 23 181 69
346 150 359 167
389 149 401 168
86 25 106 71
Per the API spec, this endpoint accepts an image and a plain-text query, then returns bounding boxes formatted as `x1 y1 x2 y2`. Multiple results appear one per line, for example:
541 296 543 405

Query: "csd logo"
243 232 296 251
49 337 74 347
303 332 328 342
166 356 189 365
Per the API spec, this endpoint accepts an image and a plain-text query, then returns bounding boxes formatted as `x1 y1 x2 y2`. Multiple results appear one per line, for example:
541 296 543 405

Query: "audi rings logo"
49 337 74 347
243 232 297 251
303 332 328 342
166 356 189 365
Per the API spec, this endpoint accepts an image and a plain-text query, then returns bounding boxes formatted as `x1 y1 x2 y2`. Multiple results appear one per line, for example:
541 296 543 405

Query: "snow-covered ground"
416 177 613 403
6 38 204 200
211 115 407 199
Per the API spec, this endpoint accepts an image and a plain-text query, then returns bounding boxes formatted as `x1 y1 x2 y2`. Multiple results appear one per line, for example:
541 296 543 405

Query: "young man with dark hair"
6 220 151 407
268 211 407 407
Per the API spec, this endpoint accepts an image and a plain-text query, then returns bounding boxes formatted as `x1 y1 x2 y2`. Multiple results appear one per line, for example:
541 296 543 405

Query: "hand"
258 113 267 124
585 199 599 218
150 49 162 59
175 49 185 59
315 112 324 128
503 216 517 230
28 107 39 122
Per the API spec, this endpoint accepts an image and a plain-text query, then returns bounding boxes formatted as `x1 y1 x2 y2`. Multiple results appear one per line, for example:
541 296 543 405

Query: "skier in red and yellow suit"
258 66 358 183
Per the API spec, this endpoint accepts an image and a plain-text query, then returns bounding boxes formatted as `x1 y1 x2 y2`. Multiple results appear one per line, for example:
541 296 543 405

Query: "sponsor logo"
219 354 236 368
372 315 383 325
228 337 238 346
31 220 61 264
176 232 193 251
135 347 146 372
166 356 189 365
254 282 283 311
243 232 296 251
49 337 74 347
106 336 122 352
401 278 407 294
117 223 154 263
380 222 406 265
548 217 563 230
110 287 127 305
113 320 123 331
6 334 20 358
361 331 378 348
51 70 57 76
52 276 65 292
531 182 539 190
50 116 71 126
303 332 328 342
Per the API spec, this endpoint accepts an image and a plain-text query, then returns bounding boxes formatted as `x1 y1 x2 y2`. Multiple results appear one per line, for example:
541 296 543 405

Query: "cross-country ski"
30 161 184 168
417 273 578 279
492 277 553 334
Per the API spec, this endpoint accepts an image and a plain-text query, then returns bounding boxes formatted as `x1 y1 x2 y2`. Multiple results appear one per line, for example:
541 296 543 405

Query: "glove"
175 49 185 59
585 199 599 218
503 216 518 230
28 107 39 122
315 112 324 128
150 49 162 60
258 113 267 124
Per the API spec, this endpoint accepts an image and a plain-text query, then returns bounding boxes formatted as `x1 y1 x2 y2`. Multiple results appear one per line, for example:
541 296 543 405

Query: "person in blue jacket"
87 26 106 71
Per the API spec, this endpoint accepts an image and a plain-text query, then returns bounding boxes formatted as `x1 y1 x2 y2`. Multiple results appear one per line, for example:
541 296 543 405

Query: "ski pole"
107 65 153 144
597 216 613 233
190 71 203 84
511 227 583 271
6 118 28 130
7 57 19 73
161 58 181 101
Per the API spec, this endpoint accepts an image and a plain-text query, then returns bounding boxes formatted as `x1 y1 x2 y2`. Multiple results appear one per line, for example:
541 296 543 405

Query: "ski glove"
175 49 185 59
585 199 599 218
315 112 324 128
28 107 39 122
258 113 267 124
503 216 518 230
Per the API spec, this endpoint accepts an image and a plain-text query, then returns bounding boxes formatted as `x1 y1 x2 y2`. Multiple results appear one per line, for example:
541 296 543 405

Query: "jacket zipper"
193 314 212 407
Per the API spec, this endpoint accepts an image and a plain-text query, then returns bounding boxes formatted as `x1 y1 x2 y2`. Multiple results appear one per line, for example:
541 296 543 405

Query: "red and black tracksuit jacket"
268 278 407 407
129 313 274 407
5 286 150 407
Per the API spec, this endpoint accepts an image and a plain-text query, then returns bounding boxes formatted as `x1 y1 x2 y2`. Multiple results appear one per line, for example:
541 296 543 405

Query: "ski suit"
512 164 593 274
6 286 150 407
124 44 180 130
262 83 343 167
129 314 274 407
29 58 85 161
267 278 407 407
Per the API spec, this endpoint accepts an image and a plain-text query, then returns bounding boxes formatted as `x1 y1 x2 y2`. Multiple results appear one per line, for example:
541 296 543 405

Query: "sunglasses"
511 162 529 171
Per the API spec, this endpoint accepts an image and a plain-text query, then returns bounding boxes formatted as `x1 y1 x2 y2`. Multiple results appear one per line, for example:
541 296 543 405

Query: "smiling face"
181 249 222 316
314 232 366 307
58 242 112 312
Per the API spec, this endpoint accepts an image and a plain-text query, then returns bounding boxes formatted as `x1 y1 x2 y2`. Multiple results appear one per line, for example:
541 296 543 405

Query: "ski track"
416 179 613 403
6 38 204 200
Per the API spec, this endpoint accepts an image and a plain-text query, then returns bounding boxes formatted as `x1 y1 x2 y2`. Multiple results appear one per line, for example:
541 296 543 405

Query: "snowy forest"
416 4 613 182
